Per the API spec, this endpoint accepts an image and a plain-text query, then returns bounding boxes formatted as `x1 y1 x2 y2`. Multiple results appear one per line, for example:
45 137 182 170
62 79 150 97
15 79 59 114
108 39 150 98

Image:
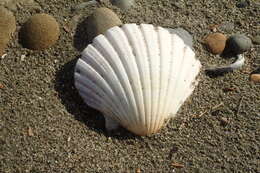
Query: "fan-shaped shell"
74 24 201 136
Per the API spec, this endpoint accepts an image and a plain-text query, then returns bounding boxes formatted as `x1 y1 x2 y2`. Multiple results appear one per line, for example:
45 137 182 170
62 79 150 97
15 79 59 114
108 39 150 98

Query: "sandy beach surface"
0 0 259 172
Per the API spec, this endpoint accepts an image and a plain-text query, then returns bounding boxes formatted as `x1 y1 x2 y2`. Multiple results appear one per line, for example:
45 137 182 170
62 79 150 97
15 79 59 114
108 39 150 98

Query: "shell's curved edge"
74 23 202 136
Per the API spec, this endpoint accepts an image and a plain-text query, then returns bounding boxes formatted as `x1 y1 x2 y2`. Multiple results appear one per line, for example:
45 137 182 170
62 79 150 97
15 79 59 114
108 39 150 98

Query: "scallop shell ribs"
74 24 201 136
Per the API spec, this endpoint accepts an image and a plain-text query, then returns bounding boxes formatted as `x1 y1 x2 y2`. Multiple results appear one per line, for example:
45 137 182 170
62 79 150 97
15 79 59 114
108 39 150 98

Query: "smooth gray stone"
228 34 252 54
167 27 193 49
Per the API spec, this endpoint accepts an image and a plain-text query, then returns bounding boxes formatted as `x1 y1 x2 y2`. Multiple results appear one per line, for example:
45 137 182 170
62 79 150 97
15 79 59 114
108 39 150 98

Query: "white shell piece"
74 24 201 136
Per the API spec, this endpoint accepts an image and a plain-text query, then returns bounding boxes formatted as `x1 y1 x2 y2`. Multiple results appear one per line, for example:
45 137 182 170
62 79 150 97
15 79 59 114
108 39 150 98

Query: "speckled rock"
236 0 250 8
250 74 260 83
0 7 16 36
205 33 227 54
87 8 122 41
227 34 252 54
252 35 260 45
0 7 16 55
20 13 60 50
111 0 135 10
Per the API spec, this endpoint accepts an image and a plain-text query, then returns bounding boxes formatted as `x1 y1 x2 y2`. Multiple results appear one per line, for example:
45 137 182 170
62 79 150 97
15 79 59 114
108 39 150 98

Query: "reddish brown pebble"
171 162 184 168
250 74 260 83
219 117 229 126
136 168 141 173
208 24 219 32
0 83 4 89
223 87 237 92
28 127 34 136
205 33 227 54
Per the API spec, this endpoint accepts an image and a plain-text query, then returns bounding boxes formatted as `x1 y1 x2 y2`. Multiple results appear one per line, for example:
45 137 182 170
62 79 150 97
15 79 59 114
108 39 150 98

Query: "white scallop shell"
74 24 201 136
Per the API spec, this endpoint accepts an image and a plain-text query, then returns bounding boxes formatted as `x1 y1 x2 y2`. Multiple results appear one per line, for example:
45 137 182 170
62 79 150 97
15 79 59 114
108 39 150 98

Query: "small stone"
250 74 260 83
21 54 26 61
28 127 33 136
20 13 60 50
205 33 227 54
171 162 184 168
0 83 4 89
236 0 250 8
136 168 141 173
173 1 185 9
87 8 122 41
252 35 260 45
111 0 135 10
219 117 229 126
227 34 252 54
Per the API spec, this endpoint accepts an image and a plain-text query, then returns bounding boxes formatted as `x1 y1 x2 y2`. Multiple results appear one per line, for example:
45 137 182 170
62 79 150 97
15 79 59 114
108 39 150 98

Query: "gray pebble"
227 34 252 54
252 35 260 45
167 28 193 49
110 0 135 10
236 0 250 8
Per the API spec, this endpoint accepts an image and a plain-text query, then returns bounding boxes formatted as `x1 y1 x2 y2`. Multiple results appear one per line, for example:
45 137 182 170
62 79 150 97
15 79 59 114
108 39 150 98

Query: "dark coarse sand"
0 0 259 172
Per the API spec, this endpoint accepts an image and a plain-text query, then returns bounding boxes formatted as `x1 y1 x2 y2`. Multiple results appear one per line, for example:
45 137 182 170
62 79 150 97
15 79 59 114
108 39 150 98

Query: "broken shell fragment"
74 24 201 136
205 54 245 75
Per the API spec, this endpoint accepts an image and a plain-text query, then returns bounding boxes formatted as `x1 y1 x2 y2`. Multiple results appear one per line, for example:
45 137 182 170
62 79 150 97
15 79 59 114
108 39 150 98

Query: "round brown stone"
87 7 122 41
250 74 260 83
0 6 16 36
20 13 60 50
0 7 16 55
205 33 227 54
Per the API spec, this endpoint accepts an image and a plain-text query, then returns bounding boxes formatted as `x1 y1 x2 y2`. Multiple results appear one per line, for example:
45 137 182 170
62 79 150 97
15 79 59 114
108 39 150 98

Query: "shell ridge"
175 47 197 110
81 45 131 121
134 24 152 134
119 24 144 130
155 27 172 131
172 59 201 115
168 45 192 116
160 28 174 124
141 24 161 133
105 26 143 130
140 24 155 133
91 37 137 125
78 88 121 123
75 79 115 117
121 24 147 133
164 34 185 117
93 33 139 127
75 62 125 123
153 26 162 132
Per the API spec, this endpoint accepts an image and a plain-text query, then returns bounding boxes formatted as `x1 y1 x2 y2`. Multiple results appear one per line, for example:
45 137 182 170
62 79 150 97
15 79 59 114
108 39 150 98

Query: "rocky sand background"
0 0 259 172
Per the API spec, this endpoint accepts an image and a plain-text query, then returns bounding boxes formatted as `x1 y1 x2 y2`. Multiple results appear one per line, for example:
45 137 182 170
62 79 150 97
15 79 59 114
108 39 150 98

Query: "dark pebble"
236 0 250 8
227 34 252 54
